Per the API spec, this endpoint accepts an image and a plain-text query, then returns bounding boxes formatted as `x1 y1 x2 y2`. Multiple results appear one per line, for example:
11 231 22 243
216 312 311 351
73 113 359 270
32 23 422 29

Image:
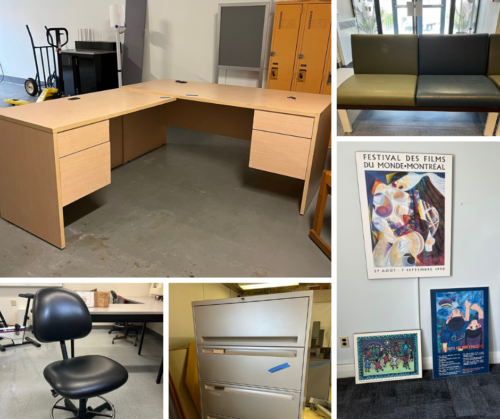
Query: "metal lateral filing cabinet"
192 291 313 419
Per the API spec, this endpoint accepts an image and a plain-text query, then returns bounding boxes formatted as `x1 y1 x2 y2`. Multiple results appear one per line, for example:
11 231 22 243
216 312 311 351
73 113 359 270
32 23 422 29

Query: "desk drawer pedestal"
60 142 111 206
249 130 310 179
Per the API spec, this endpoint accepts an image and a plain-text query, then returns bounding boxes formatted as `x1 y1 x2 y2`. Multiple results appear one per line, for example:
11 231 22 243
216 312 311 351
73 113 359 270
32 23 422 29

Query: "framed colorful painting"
356 152 453 279
431 287 489 379
354 330 422 384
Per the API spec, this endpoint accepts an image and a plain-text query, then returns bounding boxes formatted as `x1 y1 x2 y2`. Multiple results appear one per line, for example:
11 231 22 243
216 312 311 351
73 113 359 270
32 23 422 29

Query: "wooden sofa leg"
338 110 352 135
484 112 498 136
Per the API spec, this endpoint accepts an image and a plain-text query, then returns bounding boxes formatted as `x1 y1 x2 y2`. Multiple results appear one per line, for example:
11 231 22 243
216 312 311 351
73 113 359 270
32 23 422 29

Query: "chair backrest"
32 288 92 343
419 34 489 75
487 34 500 76
352 34 418 75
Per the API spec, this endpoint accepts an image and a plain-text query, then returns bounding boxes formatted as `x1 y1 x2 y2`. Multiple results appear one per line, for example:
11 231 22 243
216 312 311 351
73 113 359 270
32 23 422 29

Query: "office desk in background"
88 295 163 383
0 79 331 249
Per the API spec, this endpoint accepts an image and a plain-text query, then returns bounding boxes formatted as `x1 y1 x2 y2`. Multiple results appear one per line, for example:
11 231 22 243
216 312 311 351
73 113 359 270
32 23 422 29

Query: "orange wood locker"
292 2 331 93
320 32 331 95
267 3 304 91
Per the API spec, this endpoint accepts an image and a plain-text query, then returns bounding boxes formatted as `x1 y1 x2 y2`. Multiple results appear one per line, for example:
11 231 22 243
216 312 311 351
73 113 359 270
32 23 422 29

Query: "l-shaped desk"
0 79 331 249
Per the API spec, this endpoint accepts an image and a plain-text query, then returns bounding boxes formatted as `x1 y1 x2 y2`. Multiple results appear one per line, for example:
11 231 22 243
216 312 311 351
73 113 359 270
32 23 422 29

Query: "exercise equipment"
0 293 41 351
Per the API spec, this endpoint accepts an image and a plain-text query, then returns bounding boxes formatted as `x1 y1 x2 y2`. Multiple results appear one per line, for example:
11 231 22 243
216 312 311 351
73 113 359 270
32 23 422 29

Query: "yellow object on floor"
4 87 58 106
185 342 201 415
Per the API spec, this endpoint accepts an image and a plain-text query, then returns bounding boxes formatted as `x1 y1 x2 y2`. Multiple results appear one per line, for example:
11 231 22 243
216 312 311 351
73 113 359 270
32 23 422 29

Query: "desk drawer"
201 382 301 419
198 346 304 391
58 121 109 158
60 142 111 206
249 130 310 180
253 110 314 138
193 297 309 347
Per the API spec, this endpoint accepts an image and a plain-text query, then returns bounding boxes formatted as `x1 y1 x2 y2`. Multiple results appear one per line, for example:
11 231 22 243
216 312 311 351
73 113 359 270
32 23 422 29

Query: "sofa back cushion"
419 34 489 75
487 34 500 75
352 35 418 75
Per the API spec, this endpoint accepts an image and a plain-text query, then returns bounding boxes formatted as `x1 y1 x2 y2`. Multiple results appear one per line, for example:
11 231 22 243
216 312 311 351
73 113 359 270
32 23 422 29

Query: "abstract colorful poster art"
431 287 489 379
354 330 422 384
355 152 453 279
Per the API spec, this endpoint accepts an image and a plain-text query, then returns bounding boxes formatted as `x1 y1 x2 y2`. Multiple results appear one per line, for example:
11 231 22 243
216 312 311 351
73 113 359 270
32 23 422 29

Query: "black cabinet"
62 41 119 96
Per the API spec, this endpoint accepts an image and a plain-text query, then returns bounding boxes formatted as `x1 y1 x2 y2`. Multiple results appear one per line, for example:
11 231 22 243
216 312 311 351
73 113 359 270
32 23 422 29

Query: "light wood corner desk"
0 79 331 249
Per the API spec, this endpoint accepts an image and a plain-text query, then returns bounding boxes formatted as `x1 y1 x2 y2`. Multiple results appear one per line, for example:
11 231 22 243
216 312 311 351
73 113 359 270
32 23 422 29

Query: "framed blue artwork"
431 287 489 379
354 330 422 384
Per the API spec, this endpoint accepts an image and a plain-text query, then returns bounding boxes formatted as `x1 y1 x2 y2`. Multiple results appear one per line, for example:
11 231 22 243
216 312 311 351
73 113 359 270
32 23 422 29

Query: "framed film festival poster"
356 152 453 279
354 330 423 384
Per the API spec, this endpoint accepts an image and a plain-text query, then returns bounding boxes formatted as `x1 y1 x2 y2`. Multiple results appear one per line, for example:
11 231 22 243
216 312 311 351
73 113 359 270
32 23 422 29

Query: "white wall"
476 0 500 34
0 0 275 87
338 142 500 375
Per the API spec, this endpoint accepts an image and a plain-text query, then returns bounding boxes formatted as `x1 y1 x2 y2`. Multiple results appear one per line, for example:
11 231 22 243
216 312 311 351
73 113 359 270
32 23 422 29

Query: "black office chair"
108 291 140 346
33 287 128 419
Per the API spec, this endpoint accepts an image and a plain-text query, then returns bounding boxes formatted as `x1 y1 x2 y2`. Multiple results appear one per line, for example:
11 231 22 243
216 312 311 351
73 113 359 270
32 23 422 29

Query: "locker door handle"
271 67 278 80
205 385 295 401
327 71 331 86
298 70 306 82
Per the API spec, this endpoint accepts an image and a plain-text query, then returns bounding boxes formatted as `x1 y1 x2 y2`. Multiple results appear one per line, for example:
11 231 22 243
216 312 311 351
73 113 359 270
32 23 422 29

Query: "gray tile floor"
336 109 489 136
0 81 34 106
0 328 163 419
0 83 331 278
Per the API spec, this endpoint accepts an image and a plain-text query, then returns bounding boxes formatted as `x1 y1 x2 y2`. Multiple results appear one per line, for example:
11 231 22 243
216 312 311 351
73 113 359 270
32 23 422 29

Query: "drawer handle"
203 348 297 357
201 336 298 344
205 385 295 401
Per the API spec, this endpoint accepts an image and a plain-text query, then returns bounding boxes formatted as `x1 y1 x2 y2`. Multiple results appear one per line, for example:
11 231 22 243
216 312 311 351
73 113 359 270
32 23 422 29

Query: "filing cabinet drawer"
249 130 310 180
58 121 109 158
193 297 309 347
198 346 304 391
253 110 314 138
201 382 301 419
60 142 111 206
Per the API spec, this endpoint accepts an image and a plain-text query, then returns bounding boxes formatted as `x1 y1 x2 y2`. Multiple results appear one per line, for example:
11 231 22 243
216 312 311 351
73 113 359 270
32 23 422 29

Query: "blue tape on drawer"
268 363 291 373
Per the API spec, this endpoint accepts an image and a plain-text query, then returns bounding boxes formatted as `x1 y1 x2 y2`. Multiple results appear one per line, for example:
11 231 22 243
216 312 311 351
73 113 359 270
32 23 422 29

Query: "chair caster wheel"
112 341 114 344
108 331 112 334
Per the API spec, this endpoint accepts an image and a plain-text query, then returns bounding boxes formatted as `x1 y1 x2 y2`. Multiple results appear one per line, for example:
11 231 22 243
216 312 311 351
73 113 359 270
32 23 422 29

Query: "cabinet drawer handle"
203 348 297 357
205 385 295 401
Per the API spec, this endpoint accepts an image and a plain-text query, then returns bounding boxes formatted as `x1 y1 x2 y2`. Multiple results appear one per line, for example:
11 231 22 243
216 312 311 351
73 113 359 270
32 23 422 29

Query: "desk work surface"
123 79 331 116
0 88 176 133
87 296 164 315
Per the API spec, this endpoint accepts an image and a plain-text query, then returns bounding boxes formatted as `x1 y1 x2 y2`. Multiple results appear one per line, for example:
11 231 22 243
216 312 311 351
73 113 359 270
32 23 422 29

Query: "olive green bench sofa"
337 34 500 136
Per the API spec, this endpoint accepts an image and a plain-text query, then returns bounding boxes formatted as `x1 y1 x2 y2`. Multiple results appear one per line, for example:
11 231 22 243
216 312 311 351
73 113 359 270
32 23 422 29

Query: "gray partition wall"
123 0 147 85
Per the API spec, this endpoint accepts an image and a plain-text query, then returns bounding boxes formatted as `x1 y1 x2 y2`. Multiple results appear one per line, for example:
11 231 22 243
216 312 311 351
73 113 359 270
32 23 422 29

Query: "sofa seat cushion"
416 75 500 108
337 74 417 107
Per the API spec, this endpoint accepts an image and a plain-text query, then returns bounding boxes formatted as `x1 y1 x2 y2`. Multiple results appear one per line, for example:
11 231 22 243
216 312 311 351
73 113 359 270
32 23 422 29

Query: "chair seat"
337 74 417 107
44 355 128 399
416 75 500 107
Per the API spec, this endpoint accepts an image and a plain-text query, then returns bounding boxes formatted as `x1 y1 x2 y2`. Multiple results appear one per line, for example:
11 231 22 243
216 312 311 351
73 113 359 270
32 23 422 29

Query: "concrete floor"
336 68 491 136
0 83 331 277
0 328 163 419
